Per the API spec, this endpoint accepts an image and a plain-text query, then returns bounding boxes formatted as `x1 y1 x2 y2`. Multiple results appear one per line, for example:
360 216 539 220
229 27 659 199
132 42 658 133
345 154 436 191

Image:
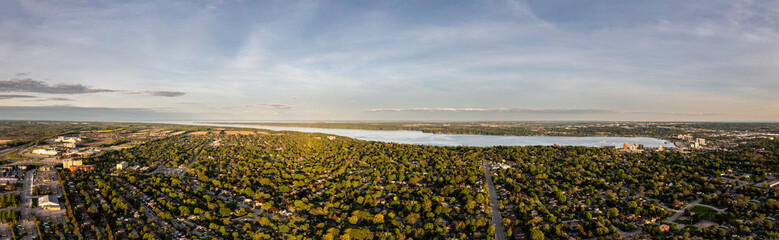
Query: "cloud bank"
0 94 36 100
0 78 185 97
0 78 114 94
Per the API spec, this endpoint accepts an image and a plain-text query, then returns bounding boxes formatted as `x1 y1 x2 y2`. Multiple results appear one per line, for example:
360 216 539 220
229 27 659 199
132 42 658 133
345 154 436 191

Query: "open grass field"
690 205 719 219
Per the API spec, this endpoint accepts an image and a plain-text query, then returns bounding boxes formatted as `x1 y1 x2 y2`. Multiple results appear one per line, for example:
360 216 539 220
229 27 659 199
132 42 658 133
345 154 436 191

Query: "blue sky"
1 0 778 121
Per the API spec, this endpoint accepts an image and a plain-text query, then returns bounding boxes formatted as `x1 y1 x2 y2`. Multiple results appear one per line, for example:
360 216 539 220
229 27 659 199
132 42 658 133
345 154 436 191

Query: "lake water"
174 122 674 148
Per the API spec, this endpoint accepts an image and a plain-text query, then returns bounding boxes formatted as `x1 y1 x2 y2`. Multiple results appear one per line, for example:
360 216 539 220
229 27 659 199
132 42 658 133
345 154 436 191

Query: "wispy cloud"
1 78 186 97
342 101 362 105
0 94 74 101
45 97 74 101
124 90 186 97
0 94 37 100
176 101 202 105
217 103 295 109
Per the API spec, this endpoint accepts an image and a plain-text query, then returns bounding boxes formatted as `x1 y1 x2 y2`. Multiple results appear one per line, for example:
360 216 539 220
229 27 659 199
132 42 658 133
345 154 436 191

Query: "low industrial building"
55 136 82 143
32 149 58 156
39 195 61 210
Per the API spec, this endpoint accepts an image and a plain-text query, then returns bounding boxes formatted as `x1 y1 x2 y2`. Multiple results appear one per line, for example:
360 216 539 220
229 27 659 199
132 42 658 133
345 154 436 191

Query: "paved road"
620 186 679 214
665 198 701 223
0 144 31 158
482 157 506 240
695 203 726 213
180 140 211 178
615 225 642 238
19 169 37 240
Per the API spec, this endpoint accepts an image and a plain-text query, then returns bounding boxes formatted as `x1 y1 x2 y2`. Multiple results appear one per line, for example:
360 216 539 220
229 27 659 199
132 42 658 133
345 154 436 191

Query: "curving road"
483 156 506 240
665 199 701 223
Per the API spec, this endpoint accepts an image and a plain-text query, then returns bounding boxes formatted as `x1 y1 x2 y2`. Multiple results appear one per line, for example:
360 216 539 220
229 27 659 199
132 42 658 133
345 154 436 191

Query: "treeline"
0 194 19 208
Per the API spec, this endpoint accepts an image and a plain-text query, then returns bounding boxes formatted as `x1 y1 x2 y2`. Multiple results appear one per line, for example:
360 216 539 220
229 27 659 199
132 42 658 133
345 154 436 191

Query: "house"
659 224 671 232
39 195 61 210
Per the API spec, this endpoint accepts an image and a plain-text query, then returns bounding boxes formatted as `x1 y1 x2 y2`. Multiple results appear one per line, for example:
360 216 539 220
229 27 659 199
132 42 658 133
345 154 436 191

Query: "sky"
1 0 778 122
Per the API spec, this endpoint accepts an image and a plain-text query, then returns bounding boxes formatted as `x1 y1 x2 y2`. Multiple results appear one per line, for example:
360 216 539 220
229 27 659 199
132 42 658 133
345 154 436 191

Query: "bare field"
225 131 256 135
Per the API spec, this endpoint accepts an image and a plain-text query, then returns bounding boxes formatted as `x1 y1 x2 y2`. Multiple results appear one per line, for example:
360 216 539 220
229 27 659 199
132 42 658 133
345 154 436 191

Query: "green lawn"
690 205 719 219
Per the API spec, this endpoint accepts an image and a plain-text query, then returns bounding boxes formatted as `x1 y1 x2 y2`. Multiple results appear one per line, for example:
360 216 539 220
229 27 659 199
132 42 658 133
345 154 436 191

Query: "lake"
174 122 674 148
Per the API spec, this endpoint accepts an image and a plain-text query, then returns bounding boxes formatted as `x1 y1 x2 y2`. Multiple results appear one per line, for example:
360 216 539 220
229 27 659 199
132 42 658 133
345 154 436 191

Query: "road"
0 144 32 158
620 186 678 214
19 169 37 240
180 140 211 178
695 203 727 213
615 227 642 238
665 199 701 224
482 156 506 240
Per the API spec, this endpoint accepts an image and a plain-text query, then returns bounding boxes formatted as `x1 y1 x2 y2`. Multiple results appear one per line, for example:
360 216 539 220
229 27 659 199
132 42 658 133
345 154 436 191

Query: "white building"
32 149 58 156
39 195 61 210
55 136 82 143
116 161 129 170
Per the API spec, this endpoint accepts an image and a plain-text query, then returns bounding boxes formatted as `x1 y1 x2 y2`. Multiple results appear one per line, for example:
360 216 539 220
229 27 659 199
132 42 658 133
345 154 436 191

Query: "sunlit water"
166 122 674 148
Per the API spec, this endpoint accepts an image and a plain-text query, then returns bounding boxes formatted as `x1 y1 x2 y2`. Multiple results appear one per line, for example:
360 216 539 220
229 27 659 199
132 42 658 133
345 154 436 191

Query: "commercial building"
39 165 55 171
70 165 95 172
32 149 58 156
39 195 61 210
116 161 129 170
63 159 83 169
55 136 82 143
